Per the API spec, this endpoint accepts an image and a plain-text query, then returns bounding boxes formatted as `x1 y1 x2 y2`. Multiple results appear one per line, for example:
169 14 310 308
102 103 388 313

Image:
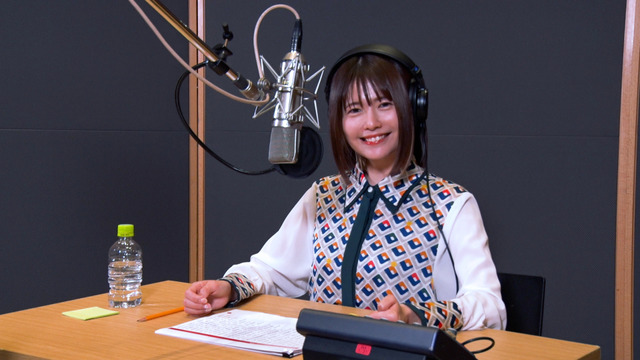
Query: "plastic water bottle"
108 224 143 308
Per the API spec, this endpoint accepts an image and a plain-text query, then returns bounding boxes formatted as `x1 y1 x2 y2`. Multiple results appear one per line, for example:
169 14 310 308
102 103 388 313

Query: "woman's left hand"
367 294 421 324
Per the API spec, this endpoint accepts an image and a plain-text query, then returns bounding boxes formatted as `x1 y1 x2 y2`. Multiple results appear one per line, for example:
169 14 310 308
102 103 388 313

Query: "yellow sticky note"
62 307 119 320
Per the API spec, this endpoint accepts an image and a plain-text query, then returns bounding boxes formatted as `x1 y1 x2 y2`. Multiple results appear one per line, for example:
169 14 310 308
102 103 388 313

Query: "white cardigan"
226 182 507 330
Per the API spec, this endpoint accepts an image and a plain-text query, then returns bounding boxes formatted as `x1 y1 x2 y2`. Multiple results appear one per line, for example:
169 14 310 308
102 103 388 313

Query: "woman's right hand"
183 280 235 315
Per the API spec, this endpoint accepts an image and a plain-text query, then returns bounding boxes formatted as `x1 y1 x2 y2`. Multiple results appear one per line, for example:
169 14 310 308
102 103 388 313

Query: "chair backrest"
497 272 546 336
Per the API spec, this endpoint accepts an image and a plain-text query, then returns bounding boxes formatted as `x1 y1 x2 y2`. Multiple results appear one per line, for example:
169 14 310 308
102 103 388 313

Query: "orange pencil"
136 306 184 322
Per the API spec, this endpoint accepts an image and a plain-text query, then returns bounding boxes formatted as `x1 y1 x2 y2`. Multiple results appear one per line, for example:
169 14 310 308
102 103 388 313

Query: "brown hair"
328 54 414 182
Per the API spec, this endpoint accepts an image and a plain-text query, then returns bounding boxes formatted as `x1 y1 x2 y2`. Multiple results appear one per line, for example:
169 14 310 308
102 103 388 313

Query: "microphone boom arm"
144 0 262 100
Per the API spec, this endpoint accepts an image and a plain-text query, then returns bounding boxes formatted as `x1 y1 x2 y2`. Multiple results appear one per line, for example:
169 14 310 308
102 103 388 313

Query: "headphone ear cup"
408 78 428 125
414 86 429 126
411 83 429 168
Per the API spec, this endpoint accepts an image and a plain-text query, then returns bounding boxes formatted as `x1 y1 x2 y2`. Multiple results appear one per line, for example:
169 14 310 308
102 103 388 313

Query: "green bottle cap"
117 224 134 237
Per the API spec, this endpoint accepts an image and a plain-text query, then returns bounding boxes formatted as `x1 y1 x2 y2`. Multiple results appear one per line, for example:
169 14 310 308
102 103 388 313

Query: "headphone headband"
325 44 423 96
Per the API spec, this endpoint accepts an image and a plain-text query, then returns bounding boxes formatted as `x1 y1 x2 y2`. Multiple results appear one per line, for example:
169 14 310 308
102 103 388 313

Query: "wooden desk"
0 281 600 360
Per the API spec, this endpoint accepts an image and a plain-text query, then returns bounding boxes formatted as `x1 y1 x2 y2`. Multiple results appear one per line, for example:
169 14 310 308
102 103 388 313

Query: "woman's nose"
363 109 381 129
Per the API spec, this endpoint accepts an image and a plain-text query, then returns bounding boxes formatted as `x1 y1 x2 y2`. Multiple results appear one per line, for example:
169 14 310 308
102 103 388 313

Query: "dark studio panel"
0 0 190 313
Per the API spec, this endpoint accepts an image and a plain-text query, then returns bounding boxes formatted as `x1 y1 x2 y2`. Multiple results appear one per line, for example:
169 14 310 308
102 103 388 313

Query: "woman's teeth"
363 134 386 144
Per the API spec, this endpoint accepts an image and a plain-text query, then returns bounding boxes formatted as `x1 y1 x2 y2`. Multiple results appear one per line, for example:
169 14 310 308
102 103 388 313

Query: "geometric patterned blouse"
223 161 467 330
309 161 465 329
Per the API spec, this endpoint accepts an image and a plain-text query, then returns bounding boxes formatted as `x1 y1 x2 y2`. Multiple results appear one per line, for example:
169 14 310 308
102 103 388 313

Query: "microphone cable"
461 336 496 355
175 61 276 175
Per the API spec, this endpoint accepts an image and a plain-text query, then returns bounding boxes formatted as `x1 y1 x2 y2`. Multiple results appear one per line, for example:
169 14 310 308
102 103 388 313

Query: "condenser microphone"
268 19 305 164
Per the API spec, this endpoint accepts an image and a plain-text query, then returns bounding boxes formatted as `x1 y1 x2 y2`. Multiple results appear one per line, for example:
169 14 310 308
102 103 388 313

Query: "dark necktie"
341 185 379 307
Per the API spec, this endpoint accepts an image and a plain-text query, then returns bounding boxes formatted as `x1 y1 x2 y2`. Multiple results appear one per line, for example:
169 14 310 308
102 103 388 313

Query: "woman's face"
342 82 400 180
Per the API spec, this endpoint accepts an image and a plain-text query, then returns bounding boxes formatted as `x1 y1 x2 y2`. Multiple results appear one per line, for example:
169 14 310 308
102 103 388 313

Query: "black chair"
497 272 546 336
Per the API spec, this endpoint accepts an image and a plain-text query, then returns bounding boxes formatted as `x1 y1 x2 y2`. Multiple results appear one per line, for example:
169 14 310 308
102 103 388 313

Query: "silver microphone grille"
268 126 300 164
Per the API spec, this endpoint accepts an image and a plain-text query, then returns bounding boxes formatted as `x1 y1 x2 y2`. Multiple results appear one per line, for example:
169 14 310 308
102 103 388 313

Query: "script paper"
156 309 304 357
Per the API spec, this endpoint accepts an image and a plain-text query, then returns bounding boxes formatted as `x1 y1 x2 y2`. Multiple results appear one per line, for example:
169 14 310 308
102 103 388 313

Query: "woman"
184 44 506 332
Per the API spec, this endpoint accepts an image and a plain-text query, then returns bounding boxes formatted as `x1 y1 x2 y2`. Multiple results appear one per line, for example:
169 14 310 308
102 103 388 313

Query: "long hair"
328 54 415 183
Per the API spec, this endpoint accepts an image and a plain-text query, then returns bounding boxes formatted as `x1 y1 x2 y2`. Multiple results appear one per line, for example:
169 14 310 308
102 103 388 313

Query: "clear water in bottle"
108 224 142 308
108 260 142 308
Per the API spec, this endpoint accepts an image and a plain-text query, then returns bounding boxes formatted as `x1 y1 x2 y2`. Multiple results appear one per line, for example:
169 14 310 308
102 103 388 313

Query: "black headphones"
324 44 429 167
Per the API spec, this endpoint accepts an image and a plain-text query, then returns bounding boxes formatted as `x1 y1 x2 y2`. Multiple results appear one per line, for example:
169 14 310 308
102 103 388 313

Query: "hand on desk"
183 280 235 315
367 294 421 325
185 282 421 325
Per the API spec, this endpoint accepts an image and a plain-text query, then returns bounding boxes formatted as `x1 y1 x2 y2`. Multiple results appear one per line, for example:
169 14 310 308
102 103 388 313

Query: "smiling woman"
183 44 506 335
